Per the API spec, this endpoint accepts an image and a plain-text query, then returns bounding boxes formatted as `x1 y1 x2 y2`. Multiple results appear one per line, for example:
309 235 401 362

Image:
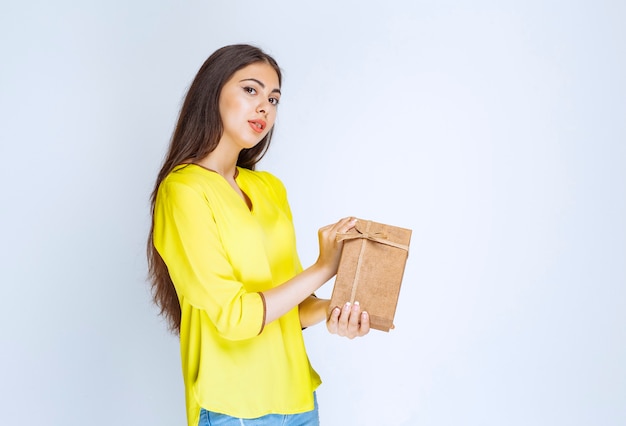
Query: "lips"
248 119 266 133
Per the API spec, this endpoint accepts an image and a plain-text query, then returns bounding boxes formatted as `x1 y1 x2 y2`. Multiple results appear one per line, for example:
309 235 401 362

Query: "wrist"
309 260 336 285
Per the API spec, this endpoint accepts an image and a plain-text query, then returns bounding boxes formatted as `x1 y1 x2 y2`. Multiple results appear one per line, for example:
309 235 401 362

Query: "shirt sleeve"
153 180 265 341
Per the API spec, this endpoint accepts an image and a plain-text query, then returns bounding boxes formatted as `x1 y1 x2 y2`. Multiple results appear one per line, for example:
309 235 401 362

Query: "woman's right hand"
262 217 358 326
315 217 357 278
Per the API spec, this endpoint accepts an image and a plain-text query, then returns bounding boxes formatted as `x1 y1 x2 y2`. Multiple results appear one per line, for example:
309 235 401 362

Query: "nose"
256 99 269 115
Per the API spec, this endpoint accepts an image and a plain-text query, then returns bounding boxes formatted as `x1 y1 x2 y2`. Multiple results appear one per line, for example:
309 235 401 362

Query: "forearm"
261 263 335 325
299 296 331 328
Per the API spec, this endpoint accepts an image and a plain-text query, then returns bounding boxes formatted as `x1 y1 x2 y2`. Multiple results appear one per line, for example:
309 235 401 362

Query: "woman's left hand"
326 301 370 339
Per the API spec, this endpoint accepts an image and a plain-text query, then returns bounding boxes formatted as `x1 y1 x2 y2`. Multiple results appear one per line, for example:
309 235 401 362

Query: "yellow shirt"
153 164 321 425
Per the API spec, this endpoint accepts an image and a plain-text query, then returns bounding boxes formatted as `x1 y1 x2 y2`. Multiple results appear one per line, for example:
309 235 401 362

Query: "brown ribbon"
336 227 409 252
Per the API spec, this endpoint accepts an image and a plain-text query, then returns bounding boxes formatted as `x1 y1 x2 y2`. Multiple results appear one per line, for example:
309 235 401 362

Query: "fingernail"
344 302 351 309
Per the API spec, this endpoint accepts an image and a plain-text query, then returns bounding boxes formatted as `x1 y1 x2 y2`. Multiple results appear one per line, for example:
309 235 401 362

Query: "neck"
194 145 240 179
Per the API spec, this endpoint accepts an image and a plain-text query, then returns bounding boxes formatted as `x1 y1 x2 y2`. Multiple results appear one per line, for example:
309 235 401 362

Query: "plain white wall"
1 1 624 425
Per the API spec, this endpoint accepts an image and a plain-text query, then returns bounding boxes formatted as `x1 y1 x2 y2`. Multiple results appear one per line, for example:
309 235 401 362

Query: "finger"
318 223 334 234
326 307 340 334
347 301 363 337
358 311 371 336
336 216 357 234
320 218 357 246
337 302 352 335
322 217 351 231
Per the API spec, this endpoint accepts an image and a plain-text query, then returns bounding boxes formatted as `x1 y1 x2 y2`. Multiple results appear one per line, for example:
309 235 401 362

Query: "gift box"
329 219 412 332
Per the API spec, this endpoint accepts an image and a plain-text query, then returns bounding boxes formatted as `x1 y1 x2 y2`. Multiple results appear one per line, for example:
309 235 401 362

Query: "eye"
243 86 257 95
269 97 280 106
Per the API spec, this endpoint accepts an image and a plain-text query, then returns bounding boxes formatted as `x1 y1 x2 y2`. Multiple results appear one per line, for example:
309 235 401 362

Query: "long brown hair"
147 44 282 333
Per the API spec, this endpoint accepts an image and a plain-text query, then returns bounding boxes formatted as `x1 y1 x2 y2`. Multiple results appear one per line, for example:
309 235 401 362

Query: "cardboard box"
329 219 412 332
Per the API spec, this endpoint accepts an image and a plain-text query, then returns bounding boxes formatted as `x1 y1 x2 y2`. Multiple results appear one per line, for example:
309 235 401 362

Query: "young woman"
147 44 370 426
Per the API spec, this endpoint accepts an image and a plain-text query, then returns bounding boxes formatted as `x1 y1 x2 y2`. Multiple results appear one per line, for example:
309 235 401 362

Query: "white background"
1 1 625 425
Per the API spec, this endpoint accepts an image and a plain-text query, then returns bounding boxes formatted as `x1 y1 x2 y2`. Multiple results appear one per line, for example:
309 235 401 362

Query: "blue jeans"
198 393 319 426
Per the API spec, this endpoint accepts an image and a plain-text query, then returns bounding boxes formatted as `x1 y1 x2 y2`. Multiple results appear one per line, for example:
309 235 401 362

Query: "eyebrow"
239 78 281 95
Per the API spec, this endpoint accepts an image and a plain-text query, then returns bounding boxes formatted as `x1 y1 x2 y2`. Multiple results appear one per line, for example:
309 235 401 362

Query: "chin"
241 137 266 150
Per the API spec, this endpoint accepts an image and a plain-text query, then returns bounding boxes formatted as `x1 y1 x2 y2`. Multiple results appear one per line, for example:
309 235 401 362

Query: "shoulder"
156 165 228 210
159 164 224 194
239 169 285 188
238 168 288 195
163 164 215 186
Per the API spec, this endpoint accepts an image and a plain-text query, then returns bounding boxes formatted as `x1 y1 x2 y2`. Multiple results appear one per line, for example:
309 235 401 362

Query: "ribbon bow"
336 224 409 252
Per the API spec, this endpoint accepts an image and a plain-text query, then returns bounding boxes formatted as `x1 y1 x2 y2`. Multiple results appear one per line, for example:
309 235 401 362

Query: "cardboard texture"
329 219 412 332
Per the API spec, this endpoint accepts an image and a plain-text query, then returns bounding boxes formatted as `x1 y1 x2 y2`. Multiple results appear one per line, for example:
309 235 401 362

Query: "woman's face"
218 62 281 151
